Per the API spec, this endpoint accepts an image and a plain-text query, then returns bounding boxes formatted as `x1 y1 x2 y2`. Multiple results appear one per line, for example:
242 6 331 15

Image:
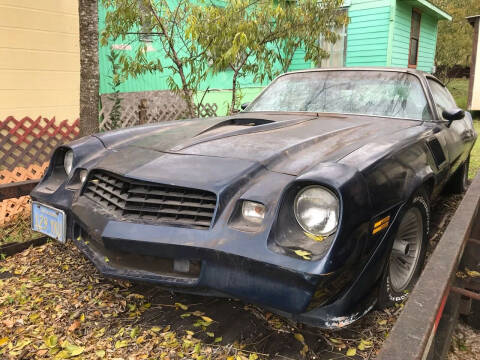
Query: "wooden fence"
99 91 218 131
0 92 218 225
0 116 79 225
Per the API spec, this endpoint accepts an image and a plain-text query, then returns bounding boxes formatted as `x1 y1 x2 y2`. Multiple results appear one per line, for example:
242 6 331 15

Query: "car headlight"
294 186 339 236
64 150 74 176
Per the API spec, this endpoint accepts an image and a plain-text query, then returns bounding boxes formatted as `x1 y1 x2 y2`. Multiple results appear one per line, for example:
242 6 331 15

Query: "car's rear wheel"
377 191 429 308
446 157 470 194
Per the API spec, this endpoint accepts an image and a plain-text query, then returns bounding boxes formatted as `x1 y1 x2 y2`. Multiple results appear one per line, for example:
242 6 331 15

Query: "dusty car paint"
31 68 477 328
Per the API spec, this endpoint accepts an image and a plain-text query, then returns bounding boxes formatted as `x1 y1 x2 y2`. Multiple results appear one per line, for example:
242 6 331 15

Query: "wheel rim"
389 207 423 293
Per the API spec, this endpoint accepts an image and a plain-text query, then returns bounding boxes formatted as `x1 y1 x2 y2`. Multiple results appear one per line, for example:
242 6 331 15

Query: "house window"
409 10 421 68
319 23 347 68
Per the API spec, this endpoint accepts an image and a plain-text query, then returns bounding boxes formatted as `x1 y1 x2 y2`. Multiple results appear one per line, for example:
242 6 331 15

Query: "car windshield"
246 70 433 120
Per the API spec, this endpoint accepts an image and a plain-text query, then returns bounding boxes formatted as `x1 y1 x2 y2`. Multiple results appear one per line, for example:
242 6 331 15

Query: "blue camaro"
31 68 476 328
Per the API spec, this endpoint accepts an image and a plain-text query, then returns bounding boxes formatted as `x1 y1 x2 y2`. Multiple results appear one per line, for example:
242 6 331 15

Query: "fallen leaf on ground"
294 333 305 344
346 347 357 356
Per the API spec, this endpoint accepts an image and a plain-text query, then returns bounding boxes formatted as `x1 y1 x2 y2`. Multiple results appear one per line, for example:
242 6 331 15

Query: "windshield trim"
240 110 428 123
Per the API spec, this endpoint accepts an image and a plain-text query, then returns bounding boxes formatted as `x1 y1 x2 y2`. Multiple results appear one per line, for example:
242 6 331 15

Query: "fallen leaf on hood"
175 302 189 310
304 232 325 242
201 316 214 323
294 250 312 260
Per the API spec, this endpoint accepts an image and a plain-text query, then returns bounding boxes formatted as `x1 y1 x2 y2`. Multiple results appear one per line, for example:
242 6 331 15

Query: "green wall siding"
98 3 313 96
391 1 411 67
390 1 438 72
345 1 392 67
416 12 437 72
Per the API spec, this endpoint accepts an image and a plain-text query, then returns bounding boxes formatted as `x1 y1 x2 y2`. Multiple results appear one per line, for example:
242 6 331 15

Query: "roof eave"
467 15 480 27
402 0 452 21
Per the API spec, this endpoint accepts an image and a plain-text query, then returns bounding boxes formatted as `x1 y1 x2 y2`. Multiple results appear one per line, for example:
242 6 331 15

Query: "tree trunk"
79 0 100 136
230 71 239 115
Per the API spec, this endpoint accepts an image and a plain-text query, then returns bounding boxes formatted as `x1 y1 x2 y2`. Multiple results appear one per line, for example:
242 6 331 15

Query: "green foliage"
101 0 210 117
431 0 480 83
102 0 345 116
188 0 345 113
107 48 123 129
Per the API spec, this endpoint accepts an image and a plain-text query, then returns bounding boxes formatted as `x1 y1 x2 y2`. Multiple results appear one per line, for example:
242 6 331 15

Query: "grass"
447 78 470 110
470 121 480 179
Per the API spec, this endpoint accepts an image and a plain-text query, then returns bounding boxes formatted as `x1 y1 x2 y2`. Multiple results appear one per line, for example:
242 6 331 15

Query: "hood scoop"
196 118 274 137
170 116 317 153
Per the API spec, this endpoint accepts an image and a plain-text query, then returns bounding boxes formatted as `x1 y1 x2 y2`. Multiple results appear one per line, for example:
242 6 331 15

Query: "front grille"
82 171 217 229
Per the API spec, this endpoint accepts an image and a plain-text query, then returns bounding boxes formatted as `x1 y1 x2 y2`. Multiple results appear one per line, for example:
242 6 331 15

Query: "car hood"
93 112 421 178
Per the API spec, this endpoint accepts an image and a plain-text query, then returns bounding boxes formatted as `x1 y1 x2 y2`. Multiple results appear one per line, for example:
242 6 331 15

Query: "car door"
426 77 475 174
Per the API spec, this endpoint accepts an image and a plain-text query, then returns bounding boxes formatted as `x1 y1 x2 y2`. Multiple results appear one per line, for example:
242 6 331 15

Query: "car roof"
281 67 443 85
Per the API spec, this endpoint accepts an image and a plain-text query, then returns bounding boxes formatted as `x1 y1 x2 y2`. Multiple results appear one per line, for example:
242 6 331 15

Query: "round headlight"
294 186 339 236
64 150 74 176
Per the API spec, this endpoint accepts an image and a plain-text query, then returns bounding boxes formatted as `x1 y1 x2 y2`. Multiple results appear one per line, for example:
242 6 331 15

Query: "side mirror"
240 102 250 111
442 108 465 123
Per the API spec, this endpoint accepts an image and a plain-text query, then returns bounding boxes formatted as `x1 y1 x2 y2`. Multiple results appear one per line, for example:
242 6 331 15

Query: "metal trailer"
379 174 480 359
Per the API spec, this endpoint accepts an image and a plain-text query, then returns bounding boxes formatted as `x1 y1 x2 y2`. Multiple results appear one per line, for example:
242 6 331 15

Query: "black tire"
377 190 430 308
446 157 470 194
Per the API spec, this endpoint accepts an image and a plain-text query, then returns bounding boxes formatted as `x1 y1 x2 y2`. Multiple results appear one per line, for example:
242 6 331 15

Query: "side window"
427 79 457 120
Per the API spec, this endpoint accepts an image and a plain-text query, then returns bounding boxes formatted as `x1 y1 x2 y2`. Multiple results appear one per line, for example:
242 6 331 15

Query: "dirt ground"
0 193 471 359
449 321 480 360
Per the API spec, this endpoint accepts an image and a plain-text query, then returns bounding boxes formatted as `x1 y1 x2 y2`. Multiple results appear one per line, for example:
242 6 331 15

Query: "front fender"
280 163 373 274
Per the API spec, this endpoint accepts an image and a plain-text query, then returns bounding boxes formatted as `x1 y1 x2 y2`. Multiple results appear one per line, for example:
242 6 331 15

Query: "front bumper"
74 229 377 329
31 179 391 329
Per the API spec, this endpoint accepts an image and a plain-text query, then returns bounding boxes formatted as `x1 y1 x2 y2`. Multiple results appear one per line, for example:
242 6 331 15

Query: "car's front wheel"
377 191 429 308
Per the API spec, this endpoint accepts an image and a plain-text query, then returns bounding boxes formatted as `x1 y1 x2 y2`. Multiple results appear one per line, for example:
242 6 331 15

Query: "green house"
344 0 451 70
98 0 451 116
